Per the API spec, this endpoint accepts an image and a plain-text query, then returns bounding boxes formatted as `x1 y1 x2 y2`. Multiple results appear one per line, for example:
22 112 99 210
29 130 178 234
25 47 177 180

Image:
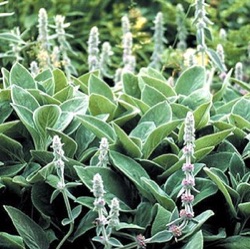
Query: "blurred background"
0 0 249 76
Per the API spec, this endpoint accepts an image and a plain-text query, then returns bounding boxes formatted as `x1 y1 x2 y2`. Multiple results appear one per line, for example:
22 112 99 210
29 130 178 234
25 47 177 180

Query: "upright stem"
201 29 205 67
56 223 74 249
97 208 111 249
56 190 74 249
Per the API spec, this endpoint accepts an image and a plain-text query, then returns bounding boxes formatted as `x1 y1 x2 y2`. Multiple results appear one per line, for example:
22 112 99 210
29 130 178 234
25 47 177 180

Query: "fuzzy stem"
56 223 74 249
97 207 111 249
55 190 74 249
57 189 74 249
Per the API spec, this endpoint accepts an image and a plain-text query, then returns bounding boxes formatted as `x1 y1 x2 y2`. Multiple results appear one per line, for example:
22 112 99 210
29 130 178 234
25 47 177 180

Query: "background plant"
0 0 250 249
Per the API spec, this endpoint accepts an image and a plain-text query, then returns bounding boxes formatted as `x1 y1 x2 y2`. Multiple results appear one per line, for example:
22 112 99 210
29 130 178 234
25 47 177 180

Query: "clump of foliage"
0 0 250 249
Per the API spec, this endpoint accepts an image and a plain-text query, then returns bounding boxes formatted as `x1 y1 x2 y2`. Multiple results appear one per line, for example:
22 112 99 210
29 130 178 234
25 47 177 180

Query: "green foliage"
0 55 249 248
0 0 250 248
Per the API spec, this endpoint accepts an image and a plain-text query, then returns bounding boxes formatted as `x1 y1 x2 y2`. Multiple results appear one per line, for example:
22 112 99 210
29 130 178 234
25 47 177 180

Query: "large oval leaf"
11 85 39 111
139 75 176 97
142 120 180 159
4 206 50 249
10 62 36 89
88 74 114 101
109 150 151 199
141 177 175 211
33 105 61 136
113 123 142 158
204 167 237 218
141 85 166 107
175 66 206 95
89 94 116 121
139 101 172 127
77 114 115 142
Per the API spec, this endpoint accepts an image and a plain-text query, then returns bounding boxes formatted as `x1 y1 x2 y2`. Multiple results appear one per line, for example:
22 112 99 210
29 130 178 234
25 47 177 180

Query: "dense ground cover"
0 0 250 248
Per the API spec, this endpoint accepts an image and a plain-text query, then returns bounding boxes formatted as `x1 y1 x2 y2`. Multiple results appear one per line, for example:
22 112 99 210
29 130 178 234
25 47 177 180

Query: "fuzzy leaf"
229 153 245 179
182 231 203 249
151 204 171 236
130 121 156 142
89 94 116 121
53 85 74 102
60 96 89 116
139 101 172 127
76 71 99 93
181 89 211 110
10 62 36 89
202 152 234 172
204 167 237 218
77 114 115 142
113 123 142 158
232 98 250 122
0 94 13 123
141 177 175 211
140 67 166 81
193 101 211 130
180 210 214 241
213 69 232 102
113 99 140 126
109 150 151 200
0 232 25 249
31 182 55 218
53 69 68 93
118 93 149 114
217 235 250 249
11 85 40 111
4 206 50 249
206 48 225 72
139 75 176 98
194 178 218 205
73 210 97 241
134 202 154 228
0 163 26 177
0 32 25 44
146 230 172 243
237 183 250 201
115 222 144 231
33 105 61 148
88 74 114 101
122 72 140 98
170 103 189 120
0 134 24 161
141 85 166 106
175 66 206 95
108 237 123 247
142 120 180 159
195 128 233 152
2 68 10 89
238 202 250 217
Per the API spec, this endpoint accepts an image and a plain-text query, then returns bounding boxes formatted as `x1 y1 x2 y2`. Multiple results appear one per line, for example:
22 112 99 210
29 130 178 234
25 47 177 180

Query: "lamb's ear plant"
88 26 100 72
115 15 136 84
100 42 113 78
1 2 250 249
149 12 166 70
176 4 188 51
91 173 122 248
166 112 199 241
192 0 225 72
49 135 82 249
37 8 52 70
53 14 77 80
